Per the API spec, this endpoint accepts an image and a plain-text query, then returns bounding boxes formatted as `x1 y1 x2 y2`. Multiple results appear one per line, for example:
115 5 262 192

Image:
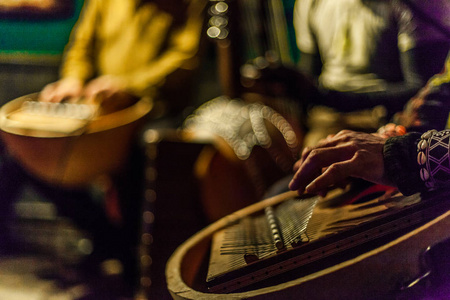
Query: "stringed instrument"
166 185 450 299
0 92 153 187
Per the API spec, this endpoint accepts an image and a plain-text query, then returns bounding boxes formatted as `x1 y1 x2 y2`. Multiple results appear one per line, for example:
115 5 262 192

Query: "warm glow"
0 0 56 10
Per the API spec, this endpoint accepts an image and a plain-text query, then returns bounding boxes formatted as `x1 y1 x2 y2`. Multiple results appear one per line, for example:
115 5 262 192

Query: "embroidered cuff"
417 129 450 190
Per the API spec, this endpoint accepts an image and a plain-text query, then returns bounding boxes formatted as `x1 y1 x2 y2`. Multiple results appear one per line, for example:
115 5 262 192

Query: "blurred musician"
289 50 450 197
40 0 206 115
293 0 450 147
0 0 206 294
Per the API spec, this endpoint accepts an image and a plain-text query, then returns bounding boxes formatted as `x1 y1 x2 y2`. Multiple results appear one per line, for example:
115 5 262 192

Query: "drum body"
0 93 153 188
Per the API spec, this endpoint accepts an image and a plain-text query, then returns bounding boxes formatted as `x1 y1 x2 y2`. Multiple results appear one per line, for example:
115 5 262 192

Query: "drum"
0 93 153 187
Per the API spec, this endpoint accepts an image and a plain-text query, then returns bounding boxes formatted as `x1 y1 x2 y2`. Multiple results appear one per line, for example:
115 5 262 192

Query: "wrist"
416 129 450 190
383 133 424 195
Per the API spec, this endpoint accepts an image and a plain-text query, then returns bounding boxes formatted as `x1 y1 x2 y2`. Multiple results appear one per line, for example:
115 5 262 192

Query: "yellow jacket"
60 0 206 98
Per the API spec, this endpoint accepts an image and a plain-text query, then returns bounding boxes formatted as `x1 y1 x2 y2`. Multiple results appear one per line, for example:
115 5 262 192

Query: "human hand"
83 75 127 103
39 78 84 103
289 130 394 196
84 75 138 114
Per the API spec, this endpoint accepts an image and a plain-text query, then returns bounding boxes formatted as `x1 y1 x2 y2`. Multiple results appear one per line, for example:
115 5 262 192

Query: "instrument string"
219 196 319 261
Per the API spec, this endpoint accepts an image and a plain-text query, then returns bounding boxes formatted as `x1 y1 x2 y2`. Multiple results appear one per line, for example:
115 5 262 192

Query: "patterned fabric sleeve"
416 129 450 189
384 130 450 195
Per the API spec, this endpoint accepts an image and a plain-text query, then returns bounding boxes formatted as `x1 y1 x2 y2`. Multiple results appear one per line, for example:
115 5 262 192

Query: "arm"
385 129 450 195
393 51 450 132
111 0 207 98
42 0 206 103
59 0 99 83
293 0 321 81
39 0 99 102
293 0 323 102
297 51 322 83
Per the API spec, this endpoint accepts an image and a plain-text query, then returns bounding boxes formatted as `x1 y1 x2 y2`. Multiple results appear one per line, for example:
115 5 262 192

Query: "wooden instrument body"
0 93 153 188
166 190 450 299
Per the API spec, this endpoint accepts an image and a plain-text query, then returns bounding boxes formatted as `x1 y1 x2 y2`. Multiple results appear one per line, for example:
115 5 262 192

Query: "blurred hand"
392 97 424 129
39 78 84 103
289 130 394 196
376 123 406 138
83 75 127 104
391 85 431 130
40 75 137 115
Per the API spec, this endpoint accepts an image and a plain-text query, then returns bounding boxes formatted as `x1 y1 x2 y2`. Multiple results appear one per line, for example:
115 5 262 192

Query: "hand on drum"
39 75 138 114
39 75 127 103
289 130 395 196
39 77 84 103
82 75 127 102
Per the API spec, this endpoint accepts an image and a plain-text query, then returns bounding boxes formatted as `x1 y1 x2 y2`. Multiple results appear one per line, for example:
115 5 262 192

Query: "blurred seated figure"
289 49 450 197
39 0 206 118
0 0 207 295
293 0 450 147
